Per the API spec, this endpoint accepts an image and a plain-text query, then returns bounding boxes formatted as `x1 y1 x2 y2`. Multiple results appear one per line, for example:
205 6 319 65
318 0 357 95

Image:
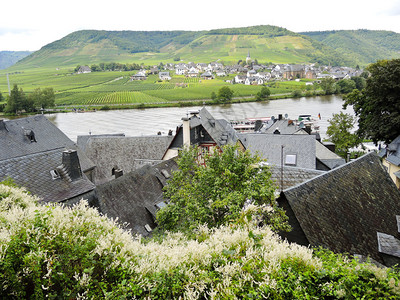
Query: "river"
45 95 353 142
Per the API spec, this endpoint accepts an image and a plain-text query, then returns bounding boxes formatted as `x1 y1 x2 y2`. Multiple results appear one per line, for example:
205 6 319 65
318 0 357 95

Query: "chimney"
62 149 82 181
182 117 190 148
0 120 5 131
114 169 123 178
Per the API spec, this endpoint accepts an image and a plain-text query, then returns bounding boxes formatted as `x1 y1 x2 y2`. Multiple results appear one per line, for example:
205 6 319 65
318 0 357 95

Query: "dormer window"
24 129 37 142
50 169 60 180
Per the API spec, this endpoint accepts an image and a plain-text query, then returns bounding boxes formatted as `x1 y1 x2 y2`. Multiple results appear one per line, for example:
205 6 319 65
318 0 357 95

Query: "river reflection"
47 95 353 142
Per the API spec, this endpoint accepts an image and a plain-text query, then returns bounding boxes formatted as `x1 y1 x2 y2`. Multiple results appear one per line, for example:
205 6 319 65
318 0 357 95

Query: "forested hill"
0 51 32 69
11 26 400 69
300 30 400 66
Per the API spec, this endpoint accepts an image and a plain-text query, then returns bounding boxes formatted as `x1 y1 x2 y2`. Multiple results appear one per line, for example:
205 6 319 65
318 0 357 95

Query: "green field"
0 67 314 108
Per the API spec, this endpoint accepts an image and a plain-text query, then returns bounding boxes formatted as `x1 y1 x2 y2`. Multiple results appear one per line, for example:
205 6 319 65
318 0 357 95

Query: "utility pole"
281 145 285 192
6 73 11 96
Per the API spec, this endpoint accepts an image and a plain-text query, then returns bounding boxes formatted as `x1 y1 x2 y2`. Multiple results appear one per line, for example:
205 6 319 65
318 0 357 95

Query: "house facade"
379 135 400 188
162 108 245 161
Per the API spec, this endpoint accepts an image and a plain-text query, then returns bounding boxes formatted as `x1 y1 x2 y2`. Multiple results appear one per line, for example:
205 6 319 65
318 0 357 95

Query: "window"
285 154 297 166
50 169 60 180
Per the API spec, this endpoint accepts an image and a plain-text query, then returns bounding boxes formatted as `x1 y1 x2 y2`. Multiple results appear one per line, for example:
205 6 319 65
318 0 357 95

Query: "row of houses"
129 62 363 86
1 110 399 267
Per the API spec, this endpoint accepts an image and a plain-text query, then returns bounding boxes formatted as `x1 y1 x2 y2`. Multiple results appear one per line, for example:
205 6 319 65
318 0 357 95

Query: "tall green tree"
217 86 234 102
5 84 28 114
344 59 400 144
29 87 55 109
256 86 271 101
319 77 337 95
336 79 356 94
326 112 360 158
156 144 289 234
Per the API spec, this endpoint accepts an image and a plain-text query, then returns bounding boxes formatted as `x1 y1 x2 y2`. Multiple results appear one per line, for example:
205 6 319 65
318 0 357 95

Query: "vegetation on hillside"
301 30 400 66
12 26 355 69
0 51 32 70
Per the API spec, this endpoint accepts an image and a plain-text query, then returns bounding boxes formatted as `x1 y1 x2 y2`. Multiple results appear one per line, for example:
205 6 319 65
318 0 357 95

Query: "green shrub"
1 184 399 299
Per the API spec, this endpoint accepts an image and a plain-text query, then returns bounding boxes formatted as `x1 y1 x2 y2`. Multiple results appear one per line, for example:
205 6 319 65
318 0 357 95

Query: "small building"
159 72 171 81
283 65 305 80
200 71 213 80
76 65 91 74
130 71 147 81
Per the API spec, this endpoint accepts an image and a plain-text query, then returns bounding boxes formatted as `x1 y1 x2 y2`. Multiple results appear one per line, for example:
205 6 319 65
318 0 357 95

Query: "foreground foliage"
1 185 400 299
156 145 288 234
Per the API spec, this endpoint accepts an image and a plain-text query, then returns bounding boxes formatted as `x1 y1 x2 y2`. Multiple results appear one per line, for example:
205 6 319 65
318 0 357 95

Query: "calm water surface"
46 95 353 142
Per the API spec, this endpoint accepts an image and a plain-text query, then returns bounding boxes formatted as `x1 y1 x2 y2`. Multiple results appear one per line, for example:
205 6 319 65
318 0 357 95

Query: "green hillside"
300 30 400 66
12 25 351 70
0 51 32 69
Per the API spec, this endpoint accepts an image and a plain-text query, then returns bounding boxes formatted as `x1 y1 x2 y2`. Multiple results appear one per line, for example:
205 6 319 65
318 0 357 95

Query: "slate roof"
262 119 306 134
94 159 178 237
377 232 400 258
278 152 400 264
0 149 95 203
0 116 95 172
167 108 242 150
77 134 173 184
315 140 346 169
268 165 325 191
239 133 316 169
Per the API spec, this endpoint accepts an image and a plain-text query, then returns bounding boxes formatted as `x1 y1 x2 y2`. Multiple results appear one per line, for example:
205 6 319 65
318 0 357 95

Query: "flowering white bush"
0 184 399 299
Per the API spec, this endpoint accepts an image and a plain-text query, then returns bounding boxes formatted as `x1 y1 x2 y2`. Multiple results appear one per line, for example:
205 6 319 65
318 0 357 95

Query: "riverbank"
1 91 327 118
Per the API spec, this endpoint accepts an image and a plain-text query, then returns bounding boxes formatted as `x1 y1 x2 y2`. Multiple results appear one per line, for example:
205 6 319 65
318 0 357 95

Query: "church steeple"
246 50 251 64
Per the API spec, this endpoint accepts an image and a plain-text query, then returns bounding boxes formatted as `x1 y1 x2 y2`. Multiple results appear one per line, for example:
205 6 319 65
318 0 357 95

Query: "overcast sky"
1 0 400 51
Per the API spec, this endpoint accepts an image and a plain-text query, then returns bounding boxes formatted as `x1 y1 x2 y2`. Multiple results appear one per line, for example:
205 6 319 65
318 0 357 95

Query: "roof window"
50 169 60 180
24 129 37 142
285 154 297 166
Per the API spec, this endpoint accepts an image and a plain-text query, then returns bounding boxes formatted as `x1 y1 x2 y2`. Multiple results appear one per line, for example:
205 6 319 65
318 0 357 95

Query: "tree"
326 112 360 158
156 144 289 234
350 76 366 91
217 86 234 102
210 91 217 101
336 79 356 94
28 87 55 109
319 77 337 95
5 84 27 114
256 86 271 101
343 59 400 144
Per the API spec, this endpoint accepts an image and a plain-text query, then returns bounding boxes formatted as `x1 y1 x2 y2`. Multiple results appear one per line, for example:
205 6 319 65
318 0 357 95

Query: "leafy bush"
1 184 399 299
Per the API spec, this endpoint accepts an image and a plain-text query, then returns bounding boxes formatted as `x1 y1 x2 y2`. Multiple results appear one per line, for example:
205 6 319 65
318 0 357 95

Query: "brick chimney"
182 117 190 148
61 149 82 181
